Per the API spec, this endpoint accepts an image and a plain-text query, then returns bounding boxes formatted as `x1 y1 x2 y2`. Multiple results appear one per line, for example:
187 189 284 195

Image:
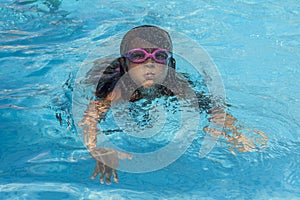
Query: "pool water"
1 0 299 199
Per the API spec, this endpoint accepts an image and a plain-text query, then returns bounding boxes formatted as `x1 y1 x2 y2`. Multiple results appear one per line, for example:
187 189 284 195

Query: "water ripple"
0 183 163 200
0 2 84 46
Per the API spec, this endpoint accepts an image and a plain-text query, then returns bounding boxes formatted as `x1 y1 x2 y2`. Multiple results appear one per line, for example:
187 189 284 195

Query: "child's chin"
141 80 155 88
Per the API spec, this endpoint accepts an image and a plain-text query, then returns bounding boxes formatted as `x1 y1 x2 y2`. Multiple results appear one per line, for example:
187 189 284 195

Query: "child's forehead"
120 26 172 55
127 37 161 50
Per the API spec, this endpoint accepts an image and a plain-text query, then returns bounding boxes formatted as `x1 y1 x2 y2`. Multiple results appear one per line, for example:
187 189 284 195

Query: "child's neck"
139 85 161 98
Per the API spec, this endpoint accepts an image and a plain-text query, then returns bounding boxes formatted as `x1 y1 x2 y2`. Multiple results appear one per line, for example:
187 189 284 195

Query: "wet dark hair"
95 25 177 101
120 25 173 55
95 57 125 98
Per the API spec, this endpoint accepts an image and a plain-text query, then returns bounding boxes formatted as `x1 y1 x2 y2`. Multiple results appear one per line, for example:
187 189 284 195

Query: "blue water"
1 0 300 199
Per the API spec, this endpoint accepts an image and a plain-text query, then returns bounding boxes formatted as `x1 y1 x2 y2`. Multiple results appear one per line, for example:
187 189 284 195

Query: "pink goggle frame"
123 48 172 64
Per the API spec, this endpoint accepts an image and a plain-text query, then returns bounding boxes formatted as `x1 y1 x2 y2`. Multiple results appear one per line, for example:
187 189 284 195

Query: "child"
79 25 267 185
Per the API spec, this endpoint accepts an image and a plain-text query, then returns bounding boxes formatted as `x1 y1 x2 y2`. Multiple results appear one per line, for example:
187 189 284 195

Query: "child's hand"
90 148 132 185
91 158 118 185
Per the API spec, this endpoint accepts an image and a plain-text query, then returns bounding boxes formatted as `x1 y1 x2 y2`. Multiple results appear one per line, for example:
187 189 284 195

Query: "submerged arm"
203 106 268 155
79 89 131 184
80 98 111 151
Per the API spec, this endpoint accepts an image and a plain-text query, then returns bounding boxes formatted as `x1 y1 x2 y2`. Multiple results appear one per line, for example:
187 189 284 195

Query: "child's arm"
80 98 111 151
79 90 132 184
80 86 120 150
79 98 120 184
203 107 268 155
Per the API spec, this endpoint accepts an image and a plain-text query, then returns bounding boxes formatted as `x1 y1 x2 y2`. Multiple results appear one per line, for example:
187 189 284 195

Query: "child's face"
126 48 169 88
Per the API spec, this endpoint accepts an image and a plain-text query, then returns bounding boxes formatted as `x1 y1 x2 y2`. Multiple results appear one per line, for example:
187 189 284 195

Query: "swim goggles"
122 48 172 64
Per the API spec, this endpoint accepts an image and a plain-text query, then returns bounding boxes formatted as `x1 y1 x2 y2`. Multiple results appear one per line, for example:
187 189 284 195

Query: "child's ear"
168 57 176 69
119 57 128 72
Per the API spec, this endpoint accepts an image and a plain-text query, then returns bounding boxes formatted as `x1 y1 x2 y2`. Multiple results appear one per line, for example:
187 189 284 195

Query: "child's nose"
144 60 156 68
144 57 155 65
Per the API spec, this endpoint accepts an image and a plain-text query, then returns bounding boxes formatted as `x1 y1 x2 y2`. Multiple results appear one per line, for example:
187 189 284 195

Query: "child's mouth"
144 72 156 79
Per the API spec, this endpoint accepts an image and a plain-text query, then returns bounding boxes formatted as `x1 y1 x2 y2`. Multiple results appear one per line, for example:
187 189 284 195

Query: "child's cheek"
128 68 144 85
